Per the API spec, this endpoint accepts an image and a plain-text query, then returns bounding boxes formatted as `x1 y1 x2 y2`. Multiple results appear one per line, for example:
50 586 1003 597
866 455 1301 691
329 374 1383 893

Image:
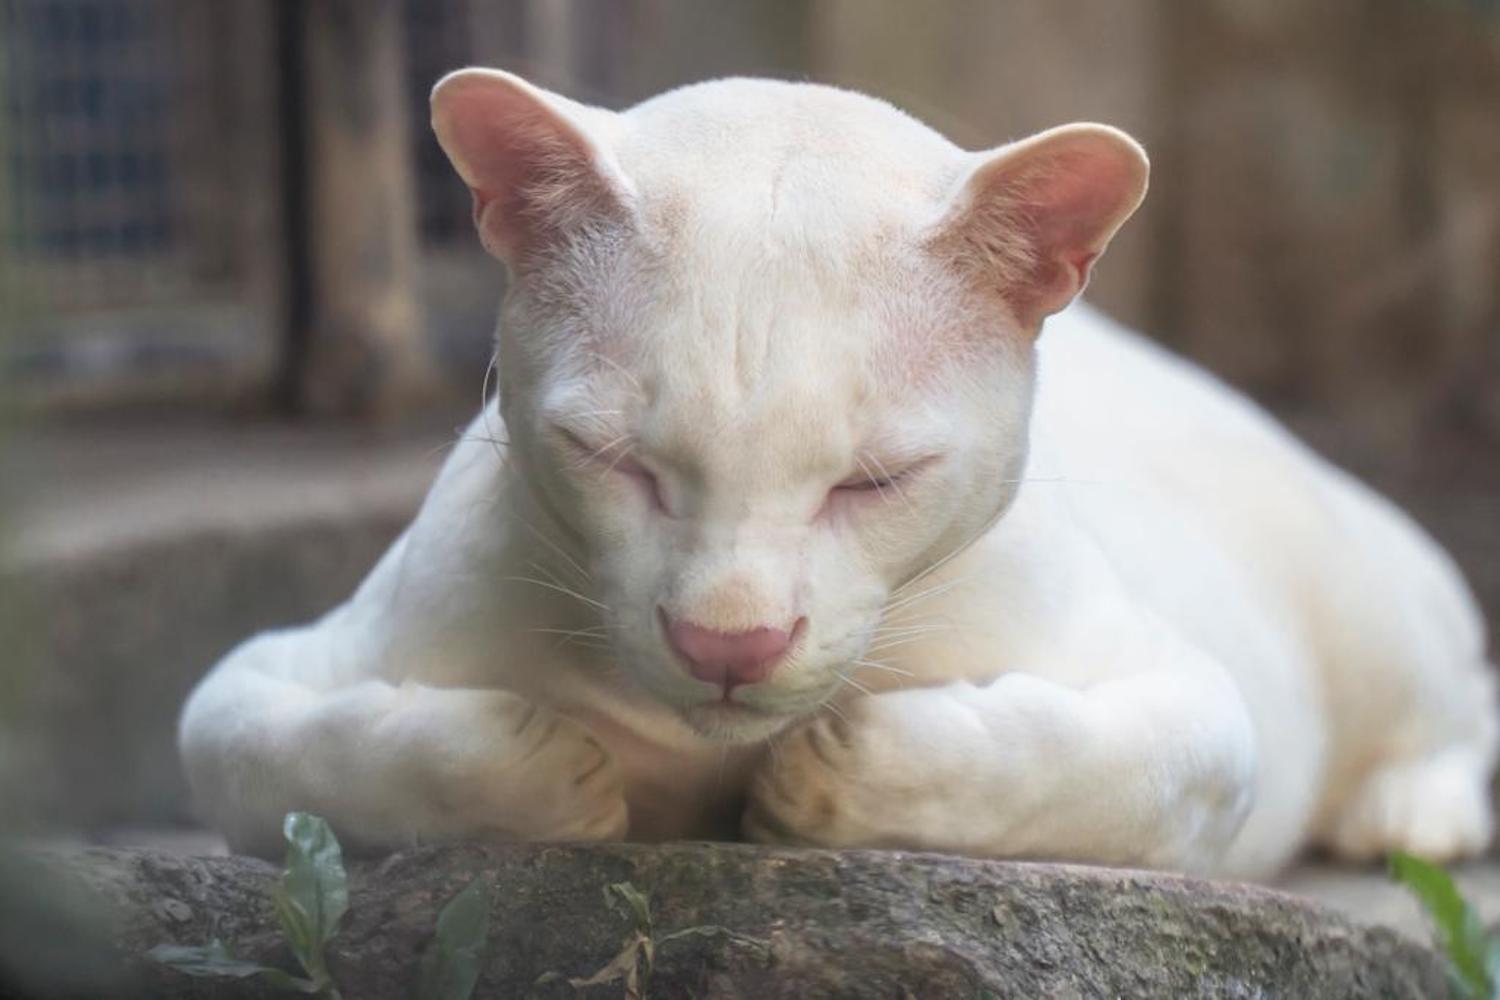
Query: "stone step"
2 842 1455 998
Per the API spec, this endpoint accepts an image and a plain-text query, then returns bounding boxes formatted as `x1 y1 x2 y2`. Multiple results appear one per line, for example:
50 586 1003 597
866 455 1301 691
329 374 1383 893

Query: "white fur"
179 74 1496 877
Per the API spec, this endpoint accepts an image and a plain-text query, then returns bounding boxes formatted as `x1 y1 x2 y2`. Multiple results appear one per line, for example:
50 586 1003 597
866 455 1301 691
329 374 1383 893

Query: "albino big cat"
179 70 1498 878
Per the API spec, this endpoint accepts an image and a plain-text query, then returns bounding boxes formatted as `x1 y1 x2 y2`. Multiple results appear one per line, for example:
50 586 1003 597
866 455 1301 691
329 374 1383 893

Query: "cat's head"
432 71 1146 742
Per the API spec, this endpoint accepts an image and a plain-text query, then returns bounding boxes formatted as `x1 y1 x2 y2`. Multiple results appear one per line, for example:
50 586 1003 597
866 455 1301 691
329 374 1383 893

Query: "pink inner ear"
1011 148 1141 312
934 129 1146 328
433 75 620 261
1022 149 1139 258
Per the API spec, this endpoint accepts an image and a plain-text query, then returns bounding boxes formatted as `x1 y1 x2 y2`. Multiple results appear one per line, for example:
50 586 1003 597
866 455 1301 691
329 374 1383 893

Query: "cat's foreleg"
178 628 628 857
743 660 1257 873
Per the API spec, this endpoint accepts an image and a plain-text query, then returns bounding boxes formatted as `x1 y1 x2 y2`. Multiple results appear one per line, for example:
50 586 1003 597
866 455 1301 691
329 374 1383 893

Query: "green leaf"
1486 936 1500 995
148 940 322 993
277 812 349 980
604 882 652 932
415 875 493 1000
272 884 316 970
1389 850 1493 999
148 940 273 979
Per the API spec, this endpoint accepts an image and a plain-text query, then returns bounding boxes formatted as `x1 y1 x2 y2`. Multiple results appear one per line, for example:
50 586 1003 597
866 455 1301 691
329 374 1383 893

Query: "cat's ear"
430 68 633 263
927 124 1147 331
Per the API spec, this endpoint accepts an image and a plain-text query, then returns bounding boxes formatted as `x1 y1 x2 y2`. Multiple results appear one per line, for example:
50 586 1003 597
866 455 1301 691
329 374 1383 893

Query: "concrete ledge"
0 416 451 830
4 513 412 828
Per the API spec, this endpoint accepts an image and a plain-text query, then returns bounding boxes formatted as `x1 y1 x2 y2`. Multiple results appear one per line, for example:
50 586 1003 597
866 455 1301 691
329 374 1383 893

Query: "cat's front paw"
742 691 956 849
384 687 629 844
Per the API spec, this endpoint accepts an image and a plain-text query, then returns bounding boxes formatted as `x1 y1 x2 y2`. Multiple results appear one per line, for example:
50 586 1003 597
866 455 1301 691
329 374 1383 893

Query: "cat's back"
1026 303 1488 781
1030 302 1473 614
1032 302 1308 475
1029 302 1477 626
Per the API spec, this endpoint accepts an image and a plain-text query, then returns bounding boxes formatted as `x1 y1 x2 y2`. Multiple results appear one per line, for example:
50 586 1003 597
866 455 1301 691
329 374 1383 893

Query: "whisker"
868 623 953 638
867 631 954 655
527 559 571 590
519 518 593 583
426 438 460 460
882 574 972 617
504 575 610 611
853 453 889 504
452 433 510 450
583 433 633 463
822 700 852 727
527 626 610 639
852 658 914 678
525 621 613 653
601 439 638 476
834 671 875 697
476 351 508 462
887 504 1010 602
864 452 917 518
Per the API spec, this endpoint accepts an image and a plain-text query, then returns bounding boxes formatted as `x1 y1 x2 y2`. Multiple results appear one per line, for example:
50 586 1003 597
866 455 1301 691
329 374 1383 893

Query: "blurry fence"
1 1 243 311
0 0 1497 463
0 0 278 400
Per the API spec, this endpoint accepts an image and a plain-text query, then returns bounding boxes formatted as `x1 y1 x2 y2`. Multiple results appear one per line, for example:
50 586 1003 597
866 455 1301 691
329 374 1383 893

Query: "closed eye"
831 455 939 499
559 427 627 466
834 474 897 493
556 427 670 514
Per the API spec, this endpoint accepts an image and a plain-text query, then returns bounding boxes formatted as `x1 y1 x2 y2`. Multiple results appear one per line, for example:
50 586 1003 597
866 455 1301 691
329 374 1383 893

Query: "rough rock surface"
9 842 1447 998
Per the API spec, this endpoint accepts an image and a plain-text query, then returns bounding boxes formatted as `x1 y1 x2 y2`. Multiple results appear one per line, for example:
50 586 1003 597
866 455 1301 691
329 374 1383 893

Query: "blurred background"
0 0 1497 849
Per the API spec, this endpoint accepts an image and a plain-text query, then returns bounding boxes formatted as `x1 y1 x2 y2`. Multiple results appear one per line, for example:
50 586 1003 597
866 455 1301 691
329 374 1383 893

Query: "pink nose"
664 614 796 689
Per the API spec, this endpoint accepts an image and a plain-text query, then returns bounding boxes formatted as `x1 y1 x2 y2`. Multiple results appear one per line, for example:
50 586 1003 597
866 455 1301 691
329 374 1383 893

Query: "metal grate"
0 0 550 398
0 0 238 321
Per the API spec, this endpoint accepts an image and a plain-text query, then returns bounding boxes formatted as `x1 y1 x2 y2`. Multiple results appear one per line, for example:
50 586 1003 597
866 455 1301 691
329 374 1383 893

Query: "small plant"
150 812 494 1000
538 880 766 999
552 882 659 999
150 811 349 996
1390 850 1500 1000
